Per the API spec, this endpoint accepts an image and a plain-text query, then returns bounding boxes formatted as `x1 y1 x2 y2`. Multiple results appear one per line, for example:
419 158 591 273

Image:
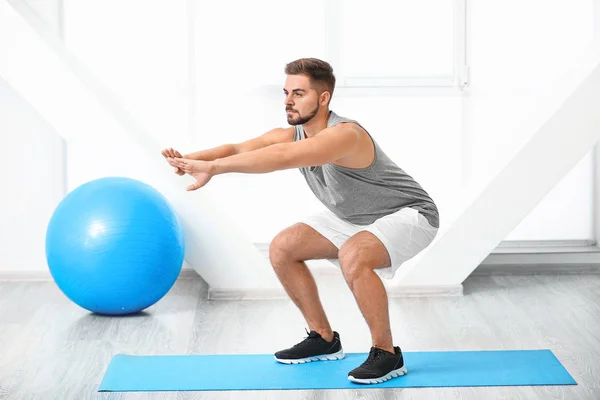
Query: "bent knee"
338 243 361 267
269 231 298 267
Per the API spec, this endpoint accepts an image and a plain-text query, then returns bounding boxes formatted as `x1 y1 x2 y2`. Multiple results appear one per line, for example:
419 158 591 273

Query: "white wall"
465 0 596 241
0 0 65 273
0 77 64 272
62 0 191 151
60 0 192 189
1 0 598 277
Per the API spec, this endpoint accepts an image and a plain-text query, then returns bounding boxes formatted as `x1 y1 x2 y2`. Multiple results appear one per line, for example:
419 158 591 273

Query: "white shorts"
300 207 438 280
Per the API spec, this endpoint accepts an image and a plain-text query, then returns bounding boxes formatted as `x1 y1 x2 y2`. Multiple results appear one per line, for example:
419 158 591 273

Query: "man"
163 58 439 384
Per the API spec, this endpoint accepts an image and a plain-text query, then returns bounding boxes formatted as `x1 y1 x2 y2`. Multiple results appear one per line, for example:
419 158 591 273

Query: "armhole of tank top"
294 126 303 142
329 120 378 172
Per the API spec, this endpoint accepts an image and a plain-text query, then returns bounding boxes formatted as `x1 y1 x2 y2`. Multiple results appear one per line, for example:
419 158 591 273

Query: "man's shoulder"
328 110 357 124
328 112 365 132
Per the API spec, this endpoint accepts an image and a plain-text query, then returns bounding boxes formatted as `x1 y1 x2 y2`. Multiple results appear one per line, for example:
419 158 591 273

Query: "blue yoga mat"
98 349 575 392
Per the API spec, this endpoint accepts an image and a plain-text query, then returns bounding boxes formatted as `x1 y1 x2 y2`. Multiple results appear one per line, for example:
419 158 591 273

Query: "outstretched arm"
167 124 360 190
213 124 360 174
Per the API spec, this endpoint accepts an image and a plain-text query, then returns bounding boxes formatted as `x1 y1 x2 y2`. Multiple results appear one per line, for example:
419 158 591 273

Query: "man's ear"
320 91 331 106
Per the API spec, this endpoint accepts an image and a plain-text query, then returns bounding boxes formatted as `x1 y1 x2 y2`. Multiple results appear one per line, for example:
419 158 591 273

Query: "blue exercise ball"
45 177 185 315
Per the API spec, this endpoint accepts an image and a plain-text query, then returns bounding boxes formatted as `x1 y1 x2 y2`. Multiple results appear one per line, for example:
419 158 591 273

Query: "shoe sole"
274 348 345 364
348 365 408 384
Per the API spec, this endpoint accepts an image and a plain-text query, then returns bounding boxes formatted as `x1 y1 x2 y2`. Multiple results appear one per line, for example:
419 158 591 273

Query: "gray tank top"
294 111 439 228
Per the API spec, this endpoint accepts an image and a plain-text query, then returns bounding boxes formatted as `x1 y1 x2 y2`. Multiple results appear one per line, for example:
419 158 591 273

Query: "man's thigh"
270 222 340 262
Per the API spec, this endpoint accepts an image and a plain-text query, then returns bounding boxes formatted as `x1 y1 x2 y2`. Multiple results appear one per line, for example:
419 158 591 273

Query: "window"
193 0 467 91
329 0 468 88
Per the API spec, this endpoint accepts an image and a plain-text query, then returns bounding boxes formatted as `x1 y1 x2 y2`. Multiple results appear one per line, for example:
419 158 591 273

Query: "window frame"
325 0 469 91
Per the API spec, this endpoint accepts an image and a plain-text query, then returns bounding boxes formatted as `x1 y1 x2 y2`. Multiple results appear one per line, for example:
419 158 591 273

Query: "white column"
396 50 600 286
593 0 600 247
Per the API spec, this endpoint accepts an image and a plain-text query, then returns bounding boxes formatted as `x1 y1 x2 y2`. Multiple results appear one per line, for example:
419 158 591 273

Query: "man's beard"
286 102 319 126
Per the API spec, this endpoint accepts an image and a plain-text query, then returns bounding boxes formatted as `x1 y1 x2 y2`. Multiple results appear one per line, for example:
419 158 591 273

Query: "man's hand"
167 157 215 191
161 148 185 175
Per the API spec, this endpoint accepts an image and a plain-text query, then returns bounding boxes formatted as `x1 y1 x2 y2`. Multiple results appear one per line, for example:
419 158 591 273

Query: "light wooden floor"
0 272 599 399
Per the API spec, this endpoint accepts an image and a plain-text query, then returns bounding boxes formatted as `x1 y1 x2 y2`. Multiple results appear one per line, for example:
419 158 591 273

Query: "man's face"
283 74 320 126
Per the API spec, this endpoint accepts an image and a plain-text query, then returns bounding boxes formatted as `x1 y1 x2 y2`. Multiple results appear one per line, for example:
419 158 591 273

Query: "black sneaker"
348 346 407 384
274 329 345 364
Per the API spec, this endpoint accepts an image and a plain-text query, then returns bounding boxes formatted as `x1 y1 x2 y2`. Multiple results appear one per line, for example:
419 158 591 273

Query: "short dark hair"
285 58 336 102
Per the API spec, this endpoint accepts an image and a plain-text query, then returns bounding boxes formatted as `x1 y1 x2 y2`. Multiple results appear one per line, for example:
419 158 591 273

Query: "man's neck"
303 110 331 138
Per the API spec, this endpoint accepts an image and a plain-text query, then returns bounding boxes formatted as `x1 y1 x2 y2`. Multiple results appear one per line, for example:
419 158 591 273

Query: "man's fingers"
163 148 185 165
163 148 177 159
168 157 190 172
